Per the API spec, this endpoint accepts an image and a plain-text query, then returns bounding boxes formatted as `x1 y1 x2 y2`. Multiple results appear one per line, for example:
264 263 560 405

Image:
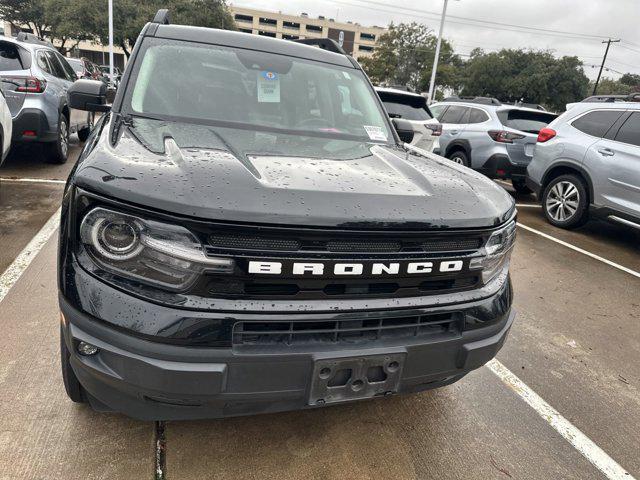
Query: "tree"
619 73 640 90
360 22 463 93
93 0 236 58
0 0 236 58
591 78 634 95
459 49 589 111
0 0 49 38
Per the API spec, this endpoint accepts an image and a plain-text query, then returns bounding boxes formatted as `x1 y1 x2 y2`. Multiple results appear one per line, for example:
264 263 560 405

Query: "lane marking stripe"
487 359 634 480
517 223 640 279
0 207 61 304
515 203 541 208
0 177 65 185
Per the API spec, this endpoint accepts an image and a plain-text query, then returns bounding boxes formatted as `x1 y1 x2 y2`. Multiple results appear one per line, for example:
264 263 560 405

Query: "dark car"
59 10 516 421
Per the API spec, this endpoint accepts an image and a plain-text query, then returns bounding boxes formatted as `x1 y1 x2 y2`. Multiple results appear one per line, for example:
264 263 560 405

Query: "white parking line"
517 223 640 279
515 203 541 208
0 207 60 304
0 177 66 185
487 359 634 480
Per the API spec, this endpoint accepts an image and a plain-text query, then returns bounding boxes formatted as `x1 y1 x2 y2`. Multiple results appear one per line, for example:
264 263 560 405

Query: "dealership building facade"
230 6 386 60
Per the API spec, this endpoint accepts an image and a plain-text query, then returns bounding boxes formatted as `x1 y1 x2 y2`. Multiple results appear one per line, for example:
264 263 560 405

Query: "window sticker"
257 70 280 103
363 125 387 142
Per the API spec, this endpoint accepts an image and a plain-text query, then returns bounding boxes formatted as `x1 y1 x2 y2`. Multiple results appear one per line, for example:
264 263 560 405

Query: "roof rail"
152 9 171 25
443 96 502 106
15 32 53 47
293 38 346 55
581 93 640 103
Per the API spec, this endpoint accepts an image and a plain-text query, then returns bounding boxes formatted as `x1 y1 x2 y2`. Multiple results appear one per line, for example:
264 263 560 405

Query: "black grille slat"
232 313 462 347
209 234 301 251
421 238 483 252
326 240 401 252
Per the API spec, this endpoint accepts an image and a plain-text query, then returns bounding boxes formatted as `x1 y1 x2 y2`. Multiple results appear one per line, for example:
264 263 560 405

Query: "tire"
447 149 470 167
44 113 70 164
60 326 87 403
542 174 589 229
512 179 533 195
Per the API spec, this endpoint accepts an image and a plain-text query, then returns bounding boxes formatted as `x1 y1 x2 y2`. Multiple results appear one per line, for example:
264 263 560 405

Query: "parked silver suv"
0 33 92 163
430 98 557 193
527 103 640 229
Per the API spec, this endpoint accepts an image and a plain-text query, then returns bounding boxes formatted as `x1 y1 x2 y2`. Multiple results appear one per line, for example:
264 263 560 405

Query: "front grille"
207 232 485 254
232 312 463 347
199 224 490 300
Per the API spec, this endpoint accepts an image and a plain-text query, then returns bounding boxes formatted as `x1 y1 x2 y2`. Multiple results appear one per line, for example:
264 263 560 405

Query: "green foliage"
459 49 589 111
591 77 635 95
360 22 462 93
0 0 236 57
619 73 640 89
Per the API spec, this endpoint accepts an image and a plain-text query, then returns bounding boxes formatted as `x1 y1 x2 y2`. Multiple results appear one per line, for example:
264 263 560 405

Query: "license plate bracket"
308 353 405 406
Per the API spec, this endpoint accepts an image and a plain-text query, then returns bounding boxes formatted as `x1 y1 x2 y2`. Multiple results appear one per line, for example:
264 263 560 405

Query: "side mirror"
392 118 415 144
68 79 109 112
106 86 117 103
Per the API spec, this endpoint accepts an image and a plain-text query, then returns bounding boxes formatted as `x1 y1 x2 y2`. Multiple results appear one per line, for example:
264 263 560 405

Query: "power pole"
593 38 620 95
427 0 449 104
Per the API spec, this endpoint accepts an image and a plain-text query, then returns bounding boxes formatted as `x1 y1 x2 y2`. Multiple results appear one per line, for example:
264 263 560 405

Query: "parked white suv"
375 87 441 152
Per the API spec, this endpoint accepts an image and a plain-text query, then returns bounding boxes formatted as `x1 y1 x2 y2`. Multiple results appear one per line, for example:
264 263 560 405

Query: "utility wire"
328 0 612 41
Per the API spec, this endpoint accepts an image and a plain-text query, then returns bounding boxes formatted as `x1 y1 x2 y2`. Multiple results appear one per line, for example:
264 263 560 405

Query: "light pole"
427 0 449 104
108 0 114 87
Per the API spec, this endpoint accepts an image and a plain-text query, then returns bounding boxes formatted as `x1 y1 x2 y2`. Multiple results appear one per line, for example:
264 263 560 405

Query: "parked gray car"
430 98 557 193
527 103 640 229
0 33 92 163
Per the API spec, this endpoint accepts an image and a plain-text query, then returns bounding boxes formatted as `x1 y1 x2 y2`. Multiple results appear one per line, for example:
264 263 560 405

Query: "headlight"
79 208 233 290
470 220 516 284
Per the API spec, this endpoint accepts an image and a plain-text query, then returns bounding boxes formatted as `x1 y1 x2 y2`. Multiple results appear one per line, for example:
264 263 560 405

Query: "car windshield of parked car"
497 109 558 134
126 38 394 159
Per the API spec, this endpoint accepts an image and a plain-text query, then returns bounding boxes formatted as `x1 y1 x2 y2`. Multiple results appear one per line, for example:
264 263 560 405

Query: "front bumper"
477 154 527 181
59 280 515 421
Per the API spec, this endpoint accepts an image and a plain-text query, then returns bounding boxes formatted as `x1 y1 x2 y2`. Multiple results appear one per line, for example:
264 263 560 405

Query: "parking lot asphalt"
0 146 638 479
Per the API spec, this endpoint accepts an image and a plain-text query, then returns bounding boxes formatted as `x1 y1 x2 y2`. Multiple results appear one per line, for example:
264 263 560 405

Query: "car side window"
56 53 78 81
613 112 640 147
44 51 67 79
571 110 625 138
36 51 52 74
429 104 447 121
439 105 468 124
468 108 489 124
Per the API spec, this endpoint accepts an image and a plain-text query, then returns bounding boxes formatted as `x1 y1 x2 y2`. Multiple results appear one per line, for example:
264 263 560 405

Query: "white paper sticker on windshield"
257 71 280 103
363 125 387 142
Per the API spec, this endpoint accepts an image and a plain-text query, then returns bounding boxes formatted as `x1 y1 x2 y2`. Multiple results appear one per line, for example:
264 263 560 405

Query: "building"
230 6 386 60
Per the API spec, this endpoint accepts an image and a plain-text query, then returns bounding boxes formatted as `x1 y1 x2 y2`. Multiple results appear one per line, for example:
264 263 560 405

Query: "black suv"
59 11 516 420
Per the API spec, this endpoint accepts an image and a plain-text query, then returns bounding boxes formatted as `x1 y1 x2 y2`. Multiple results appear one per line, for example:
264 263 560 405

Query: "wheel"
44 113 69 164
447 150 469 167
60 326 87 403
542 174 589 229
512 179 533 195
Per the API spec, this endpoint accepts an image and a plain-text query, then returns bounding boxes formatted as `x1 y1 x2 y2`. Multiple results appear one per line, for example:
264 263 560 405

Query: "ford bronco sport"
58 10 516 420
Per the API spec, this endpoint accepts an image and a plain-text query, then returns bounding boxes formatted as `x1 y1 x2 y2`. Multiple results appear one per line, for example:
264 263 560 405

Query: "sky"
229 0 640 80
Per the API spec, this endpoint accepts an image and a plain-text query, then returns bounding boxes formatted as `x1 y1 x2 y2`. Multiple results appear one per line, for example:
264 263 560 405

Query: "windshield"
125 38 394 159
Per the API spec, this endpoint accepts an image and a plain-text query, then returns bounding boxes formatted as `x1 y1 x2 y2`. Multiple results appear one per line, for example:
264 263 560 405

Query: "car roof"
565 102 640 114
0 34 55 53
150 24 355 69
432 101 556 115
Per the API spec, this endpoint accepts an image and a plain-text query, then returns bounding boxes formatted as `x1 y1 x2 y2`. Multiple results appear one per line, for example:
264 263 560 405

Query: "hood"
73 117 515 230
